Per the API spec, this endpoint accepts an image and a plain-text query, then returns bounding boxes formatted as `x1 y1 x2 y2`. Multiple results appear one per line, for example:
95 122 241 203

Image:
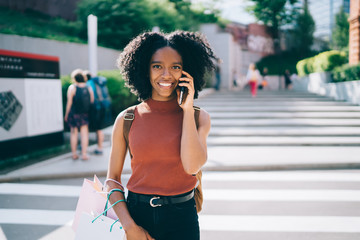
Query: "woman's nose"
162 68 171 77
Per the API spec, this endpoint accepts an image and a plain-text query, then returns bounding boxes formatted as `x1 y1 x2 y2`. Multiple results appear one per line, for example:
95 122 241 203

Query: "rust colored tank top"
126 98 197 196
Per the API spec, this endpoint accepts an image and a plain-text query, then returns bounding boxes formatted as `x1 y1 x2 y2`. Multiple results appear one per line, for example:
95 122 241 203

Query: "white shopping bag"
75 212 125 240
72 175 118 231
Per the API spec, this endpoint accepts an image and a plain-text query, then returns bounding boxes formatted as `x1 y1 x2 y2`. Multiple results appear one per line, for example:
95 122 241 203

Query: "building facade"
307 0 350 41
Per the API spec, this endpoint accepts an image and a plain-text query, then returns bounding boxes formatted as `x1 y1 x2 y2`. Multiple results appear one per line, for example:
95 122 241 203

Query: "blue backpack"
88 76 112 130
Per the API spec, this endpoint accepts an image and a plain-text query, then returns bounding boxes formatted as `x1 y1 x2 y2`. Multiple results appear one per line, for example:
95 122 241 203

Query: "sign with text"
0 49 63 142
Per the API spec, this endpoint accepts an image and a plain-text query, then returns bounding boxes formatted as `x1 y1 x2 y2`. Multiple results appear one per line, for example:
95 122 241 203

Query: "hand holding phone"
178 71 193 106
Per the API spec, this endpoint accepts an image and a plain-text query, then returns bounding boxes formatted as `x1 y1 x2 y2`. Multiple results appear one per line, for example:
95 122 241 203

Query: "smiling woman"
106 30 218 240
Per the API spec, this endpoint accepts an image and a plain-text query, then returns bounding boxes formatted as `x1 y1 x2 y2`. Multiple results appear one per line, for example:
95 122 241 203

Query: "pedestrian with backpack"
104 31 217 240
64 69 94 160
84 71 112 155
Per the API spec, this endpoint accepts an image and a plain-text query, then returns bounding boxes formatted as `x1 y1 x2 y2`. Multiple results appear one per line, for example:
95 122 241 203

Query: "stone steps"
207 136 360 146
209 127 360 136
195 90 360 147
208 112 360 118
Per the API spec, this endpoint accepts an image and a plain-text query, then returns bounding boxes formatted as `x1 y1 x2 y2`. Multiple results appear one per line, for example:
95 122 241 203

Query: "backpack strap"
123 106 136 156
95 83 104 101
193 106 200 130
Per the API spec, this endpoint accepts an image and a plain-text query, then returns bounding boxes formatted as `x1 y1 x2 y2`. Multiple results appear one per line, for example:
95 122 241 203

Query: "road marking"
203 171 360 182
204 189 360 202
2 209 360 234
0 209 74 226
38 221 74 240
199 215 360 233
0 183 81 197
0 227 7 240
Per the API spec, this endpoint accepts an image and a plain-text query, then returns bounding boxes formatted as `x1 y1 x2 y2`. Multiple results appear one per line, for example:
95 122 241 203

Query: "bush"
61 70 138 128
312 50 347 72
97 70 139 116
256 51 301 75
0 7 84 44
305 57 315 74
296 50 347 76
332 63 360 82
296 59 307 77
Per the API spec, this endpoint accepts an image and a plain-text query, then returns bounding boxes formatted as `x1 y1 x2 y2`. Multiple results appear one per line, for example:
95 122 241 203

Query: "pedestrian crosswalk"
1 171 360 240
200 170 360 240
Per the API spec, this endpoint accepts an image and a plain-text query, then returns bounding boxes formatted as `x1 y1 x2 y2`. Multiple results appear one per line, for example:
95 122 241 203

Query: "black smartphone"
178 78 186 105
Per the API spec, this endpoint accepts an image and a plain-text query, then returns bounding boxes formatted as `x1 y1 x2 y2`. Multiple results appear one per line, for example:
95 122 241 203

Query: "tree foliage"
332 6 349 51
247 0 298 53
77 0 222 50
77 0 153 49
293 4 315 57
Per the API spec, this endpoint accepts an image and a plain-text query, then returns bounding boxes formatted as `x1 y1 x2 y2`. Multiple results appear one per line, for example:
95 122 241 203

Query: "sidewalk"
1 89 360 182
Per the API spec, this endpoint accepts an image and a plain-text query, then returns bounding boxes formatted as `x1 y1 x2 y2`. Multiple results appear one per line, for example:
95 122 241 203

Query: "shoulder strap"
123 106 136 148
95 83 103 101
193 106 200 130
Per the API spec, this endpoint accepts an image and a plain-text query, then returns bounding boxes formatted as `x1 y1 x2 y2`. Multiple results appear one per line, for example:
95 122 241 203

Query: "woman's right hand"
126 224 155 240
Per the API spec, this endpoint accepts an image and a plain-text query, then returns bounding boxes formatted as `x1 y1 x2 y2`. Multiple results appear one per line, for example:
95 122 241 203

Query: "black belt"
127 190 194 207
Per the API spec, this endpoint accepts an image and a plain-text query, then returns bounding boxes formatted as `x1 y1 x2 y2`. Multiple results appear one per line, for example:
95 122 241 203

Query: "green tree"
293 4 315 57
77 0 153 50
247 0 298 53
168 0 221 30
77 0 222 50
332 6 349 50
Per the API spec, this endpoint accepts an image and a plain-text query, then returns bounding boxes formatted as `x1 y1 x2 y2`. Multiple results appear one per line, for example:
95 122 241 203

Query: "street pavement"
1 89 360 182
1 89 360 240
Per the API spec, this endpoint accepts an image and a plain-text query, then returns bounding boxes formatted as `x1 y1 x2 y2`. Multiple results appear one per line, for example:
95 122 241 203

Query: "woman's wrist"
183 106 195 116
122 218 137 232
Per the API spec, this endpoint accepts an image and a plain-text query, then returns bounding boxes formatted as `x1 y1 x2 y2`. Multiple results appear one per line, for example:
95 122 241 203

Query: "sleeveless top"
72 86 91 114
126 98 197 196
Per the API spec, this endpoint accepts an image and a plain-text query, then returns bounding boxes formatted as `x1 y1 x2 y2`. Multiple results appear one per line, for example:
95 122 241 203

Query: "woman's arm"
181 108 211 175
177 71 211 175
106 111 154 240
64 84 75 122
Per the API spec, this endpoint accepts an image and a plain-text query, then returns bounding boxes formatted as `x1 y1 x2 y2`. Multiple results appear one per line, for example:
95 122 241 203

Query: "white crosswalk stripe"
199 215 360 233
199 171 360 239
0 209 74 226
1 171 360 239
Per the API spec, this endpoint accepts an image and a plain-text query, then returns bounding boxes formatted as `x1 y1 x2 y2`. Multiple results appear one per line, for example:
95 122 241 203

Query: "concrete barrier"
293 72 360 105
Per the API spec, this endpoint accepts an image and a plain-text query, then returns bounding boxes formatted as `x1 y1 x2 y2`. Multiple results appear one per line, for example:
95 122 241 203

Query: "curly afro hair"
117 30 218 101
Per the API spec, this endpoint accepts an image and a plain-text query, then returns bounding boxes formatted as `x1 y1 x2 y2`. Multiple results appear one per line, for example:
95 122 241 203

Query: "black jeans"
127 191 200 240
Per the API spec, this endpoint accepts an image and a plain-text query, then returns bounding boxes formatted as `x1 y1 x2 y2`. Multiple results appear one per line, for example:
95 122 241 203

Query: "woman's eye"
173 66 182 70
152 65 162 69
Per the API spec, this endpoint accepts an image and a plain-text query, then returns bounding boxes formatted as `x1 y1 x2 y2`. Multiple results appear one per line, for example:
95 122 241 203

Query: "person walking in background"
246 63 261 97
84 71 112 155
284 69 293 90
232 69 238 88
106 31 216 240
64 69 94 160
258 67 269 90
214 58 221 90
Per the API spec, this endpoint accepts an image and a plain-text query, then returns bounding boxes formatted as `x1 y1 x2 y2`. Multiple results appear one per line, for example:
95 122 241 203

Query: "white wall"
0 34 121 75
293 72 360 105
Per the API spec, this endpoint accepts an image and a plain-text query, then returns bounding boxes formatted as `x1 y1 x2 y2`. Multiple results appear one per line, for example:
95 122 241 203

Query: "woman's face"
149 46 183 101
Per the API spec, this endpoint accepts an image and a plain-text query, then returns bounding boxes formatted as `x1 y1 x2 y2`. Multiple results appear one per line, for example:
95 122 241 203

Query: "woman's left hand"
176 71 195 110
